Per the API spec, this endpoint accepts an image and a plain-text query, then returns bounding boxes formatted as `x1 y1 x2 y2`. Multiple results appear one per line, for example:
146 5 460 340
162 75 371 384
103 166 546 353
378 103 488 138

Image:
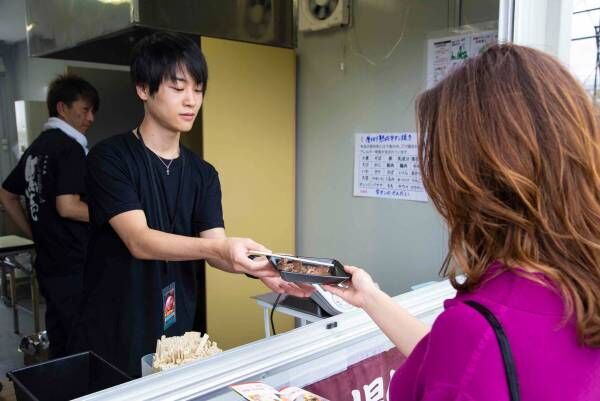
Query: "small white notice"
426 29 497 88
353 133 427 202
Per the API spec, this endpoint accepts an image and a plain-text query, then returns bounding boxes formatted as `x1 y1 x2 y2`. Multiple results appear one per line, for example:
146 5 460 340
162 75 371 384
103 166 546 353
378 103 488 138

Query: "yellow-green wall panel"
201 37 296 349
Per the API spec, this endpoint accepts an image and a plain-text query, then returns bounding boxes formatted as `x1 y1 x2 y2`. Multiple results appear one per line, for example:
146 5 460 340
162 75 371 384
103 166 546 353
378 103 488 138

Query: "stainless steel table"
252 293 330 337
0 235 40 334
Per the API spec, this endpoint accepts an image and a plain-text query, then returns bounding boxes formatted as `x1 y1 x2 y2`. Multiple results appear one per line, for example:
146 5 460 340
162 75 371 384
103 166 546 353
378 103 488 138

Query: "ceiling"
0 0 27 44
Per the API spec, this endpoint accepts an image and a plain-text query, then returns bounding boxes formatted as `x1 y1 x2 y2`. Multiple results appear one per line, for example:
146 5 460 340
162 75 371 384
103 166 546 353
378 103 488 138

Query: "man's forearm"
65 200 89 222
127 228 225 263
205 257 235 273
111 210 273 277
0 190 32 239
56 195 89 222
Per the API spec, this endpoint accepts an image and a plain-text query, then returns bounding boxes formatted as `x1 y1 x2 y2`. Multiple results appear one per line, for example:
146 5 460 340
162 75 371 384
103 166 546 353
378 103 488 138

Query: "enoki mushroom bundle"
152 331 222 371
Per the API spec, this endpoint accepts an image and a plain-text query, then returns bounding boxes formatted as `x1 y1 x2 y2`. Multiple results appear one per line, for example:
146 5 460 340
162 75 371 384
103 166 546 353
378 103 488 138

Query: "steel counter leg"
263 307 271 338
0 264 8 306
9 268 19 334
31 271 40 333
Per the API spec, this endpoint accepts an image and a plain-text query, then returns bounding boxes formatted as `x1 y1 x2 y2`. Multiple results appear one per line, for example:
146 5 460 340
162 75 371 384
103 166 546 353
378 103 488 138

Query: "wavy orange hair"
417 44 600 347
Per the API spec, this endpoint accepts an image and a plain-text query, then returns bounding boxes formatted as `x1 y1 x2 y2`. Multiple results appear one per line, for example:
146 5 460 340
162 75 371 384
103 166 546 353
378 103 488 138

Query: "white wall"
11 41 66 102
1 40 132 147
68 66 144 147
0 41 66 179
296 0 499 294
460 0 502 25
513 0 572 62
9 41 130 102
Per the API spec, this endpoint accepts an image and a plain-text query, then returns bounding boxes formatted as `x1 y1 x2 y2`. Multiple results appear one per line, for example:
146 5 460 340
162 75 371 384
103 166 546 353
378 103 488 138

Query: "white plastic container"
140 353 155 377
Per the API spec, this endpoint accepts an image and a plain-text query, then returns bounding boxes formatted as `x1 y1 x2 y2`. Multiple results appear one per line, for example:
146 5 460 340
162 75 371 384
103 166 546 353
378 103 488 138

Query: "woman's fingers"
343 265 361 274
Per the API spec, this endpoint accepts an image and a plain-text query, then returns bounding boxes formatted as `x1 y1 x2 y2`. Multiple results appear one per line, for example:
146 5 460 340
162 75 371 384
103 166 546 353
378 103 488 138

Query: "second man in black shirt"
0 75 98 358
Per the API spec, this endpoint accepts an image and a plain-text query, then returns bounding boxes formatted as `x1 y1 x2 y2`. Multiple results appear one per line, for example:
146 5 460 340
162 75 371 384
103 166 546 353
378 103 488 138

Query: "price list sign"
353 133 427 202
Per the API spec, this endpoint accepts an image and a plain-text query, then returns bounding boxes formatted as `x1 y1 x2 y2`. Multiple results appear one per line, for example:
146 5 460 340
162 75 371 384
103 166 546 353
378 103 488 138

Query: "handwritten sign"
353 133 427 202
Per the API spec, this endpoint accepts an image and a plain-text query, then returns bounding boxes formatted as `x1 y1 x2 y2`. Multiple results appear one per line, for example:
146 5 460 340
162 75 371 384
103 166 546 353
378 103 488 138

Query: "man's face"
138 68 204 133
57 98 95 134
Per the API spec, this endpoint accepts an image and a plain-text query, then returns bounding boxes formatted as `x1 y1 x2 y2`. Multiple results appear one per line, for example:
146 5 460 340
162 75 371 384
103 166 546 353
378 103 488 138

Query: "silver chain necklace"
155 155 175 175
134 128 178 175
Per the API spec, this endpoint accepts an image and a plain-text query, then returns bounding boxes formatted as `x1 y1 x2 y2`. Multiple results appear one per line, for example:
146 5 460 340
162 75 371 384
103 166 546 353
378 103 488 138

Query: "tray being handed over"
249 251 351 285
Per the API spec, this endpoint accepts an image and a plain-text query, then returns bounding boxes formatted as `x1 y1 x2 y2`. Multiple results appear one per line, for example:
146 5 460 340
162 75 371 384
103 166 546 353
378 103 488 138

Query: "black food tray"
267 255 350 285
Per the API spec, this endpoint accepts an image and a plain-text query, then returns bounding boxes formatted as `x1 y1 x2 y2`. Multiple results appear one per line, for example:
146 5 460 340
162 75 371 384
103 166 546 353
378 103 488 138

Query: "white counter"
76 280 456 401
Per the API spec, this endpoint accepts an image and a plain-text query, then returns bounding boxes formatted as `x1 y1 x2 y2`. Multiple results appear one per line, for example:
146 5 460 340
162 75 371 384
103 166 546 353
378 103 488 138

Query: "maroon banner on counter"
305 348 405 401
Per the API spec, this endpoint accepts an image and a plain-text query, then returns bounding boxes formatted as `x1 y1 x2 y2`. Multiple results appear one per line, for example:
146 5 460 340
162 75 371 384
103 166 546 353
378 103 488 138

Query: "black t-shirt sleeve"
2 157 26 195
86 144 142 225
194 164 225 233
55 144 87 196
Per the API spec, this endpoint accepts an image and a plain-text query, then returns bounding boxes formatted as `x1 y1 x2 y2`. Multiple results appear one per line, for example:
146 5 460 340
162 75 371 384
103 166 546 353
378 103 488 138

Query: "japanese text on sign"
353 133 427 202
426 30 497 88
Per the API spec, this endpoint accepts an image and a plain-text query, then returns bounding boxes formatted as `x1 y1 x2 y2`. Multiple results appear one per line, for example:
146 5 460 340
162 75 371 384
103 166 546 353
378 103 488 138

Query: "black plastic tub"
7 351 131 401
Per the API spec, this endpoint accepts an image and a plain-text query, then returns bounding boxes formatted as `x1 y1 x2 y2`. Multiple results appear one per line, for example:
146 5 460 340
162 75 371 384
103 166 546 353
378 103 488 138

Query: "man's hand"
215 237 278 278
0 188 33 239
260 276 315 298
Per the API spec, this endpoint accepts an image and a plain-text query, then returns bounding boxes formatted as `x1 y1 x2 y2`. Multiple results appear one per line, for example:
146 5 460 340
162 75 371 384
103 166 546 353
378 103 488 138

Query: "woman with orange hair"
326 44 600 400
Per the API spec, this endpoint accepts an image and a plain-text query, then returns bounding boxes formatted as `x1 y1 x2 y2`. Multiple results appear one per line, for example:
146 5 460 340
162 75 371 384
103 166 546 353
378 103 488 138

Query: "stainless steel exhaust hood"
25 0 296 65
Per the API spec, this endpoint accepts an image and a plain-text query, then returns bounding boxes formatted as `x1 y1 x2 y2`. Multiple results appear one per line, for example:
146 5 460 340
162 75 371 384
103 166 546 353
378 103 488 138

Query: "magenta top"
389 262 600 400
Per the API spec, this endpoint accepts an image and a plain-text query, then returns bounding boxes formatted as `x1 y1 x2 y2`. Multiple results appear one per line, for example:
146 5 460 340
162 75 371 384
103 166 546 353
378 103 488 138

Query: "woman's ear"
135 84 150 101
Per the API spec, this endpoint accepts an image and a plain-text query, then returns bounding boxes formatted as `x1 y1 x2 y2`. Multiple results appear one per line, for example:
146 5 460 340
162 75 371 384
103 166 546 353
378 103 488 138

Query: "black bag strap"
464 300 520 401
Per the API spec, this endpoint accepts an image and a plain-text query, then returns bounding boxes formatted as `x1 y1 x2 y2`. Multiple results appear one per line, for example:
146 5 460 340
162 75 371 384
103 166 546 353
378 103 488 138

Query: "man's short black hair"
47 74 100 117
130 31 208 96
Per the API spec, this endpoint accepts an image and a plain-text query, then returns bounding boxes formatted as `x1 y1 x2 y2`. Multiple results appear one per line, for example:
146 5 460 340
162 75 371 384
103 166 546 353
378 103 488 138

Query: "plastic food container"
267 255 351 285
140 353 155 377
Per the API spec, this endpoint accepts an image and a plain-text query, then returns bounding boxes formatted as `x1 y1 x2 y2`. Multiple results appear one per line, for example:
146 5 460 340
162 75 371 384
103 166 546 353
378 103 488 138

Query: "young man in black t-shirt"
69 32 313 377
0 75 99 358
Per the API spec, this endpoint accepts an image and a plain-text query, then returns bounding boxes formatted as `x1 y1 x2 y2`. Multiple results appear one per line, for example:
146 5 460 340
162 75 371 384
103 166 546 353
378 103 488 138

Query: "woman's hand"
327 265 431 357
323 265 380 309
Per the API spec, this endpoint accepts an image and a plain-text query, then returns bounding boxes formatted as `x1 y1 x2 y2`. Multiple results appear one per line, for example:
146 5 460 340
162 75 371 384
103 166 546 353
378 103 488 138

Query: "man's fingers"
244 257 269 269
245 238 271 254
285 283 314 298
323 284 344 297
239 256 279 277
258 275 316 298
297 284 315 297
297 283 315 291
251 268 280 278
285 286 310 298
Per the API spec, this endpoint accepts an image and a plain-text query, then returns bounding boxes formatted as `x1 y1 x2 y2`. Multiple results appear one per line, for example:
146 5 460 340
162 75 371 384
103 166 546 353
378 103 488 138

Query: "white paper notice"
426 30 497 88
353 133 427 202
